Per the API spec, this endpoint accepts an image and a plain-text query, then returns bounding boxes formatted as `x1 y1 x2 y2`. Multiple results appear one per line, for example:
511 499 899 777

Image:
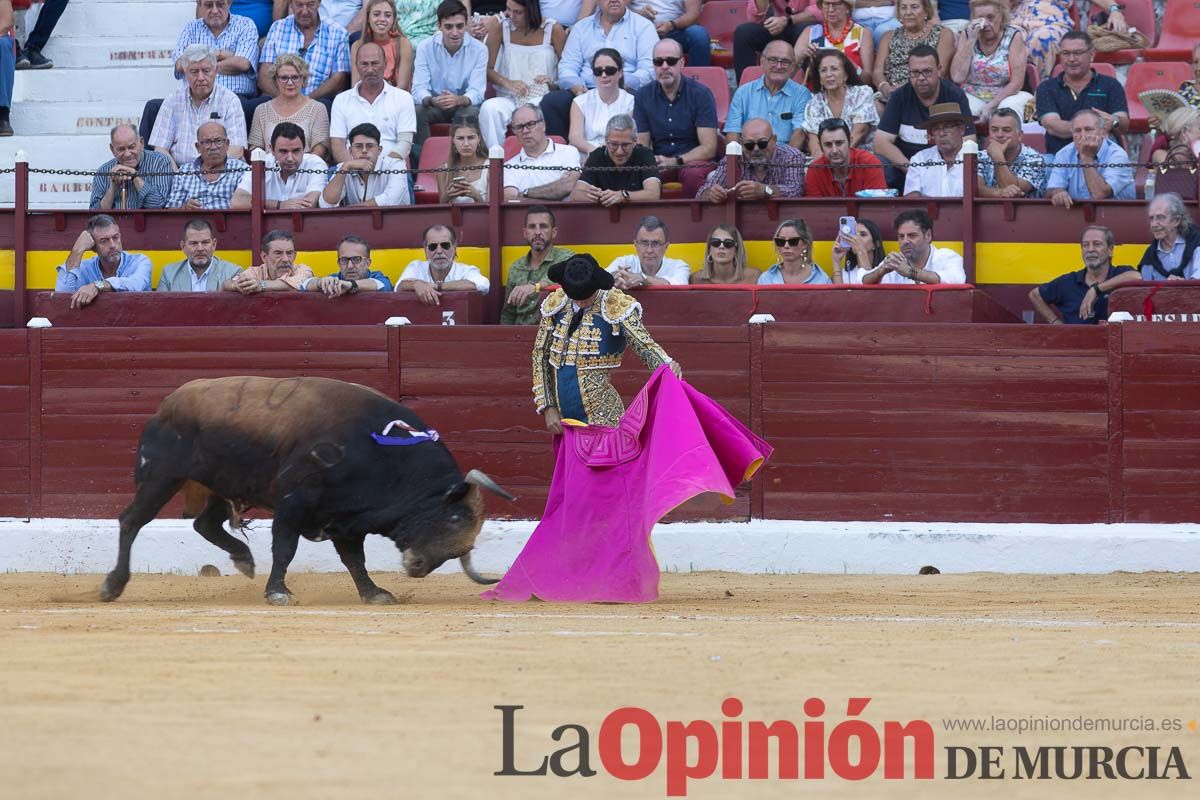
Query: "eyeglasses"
606 140 634 150
1060 48 1091 59
652 56 682 67
764 57 793 68
337 255 367 266
426 241 454 251
635 239 667 248
593 66 621 77
909 67 936 77
198 137 227 147
743 138 772 151
277 74 304 83
512 119 542 132
774 236 804 248
709 238 737 249
1148 214 1177 223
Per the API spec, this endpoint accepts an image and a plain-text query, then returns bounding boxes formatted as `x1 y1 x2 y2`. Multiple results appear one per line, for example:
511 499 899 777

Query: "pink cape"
481 366 772 603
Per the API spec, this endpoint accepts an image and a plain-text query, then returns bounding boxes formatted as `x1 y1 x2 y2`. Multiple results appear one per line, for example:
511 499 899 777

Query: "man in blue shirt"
1029 225 1140 325
724 40 810 149
1034 31 1128 156
304 235 395 295
1046 109 1134 207
259 0 351 101
54 215 153 309
411 0 488 156
540 0 659 137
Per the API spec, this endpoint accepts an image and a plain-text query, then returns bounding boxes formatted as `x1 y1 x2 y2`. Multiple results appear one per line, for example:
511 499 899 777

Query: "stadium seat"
695 0 743 69
1125 62 1194 133
1088 0 1156 65
1146 0 1200 61
414 136 451 204
682 66 731 129
502 134 567 160
1050 61 1117 79
739 65 763 86
1021 131 1045 153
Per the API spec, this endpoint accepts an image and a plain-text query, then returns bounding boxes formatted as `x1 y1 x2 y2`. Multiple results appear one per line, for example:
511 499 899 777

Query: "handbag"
1153 144 1199 201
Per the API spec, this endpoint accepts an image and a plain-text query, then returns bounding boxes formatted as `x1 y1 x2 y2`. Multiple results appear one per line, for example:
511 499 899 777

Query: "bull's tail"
180 481 247 531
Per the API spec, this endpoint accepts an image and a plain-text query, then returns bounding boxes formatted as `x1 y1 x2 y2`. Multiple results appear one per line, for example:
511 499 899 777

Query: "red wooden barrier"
1109 282 1200 319
0 330 30 517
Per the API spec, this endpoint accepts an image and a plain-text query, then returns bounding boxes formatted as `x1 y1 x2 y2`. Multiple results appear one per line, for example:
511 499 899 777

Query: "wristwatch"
93 280 106 291
1108 4 1121 14
533 280 544 292
675 156 684 167
259 280 268 291
347 279 359 294
621 189 631 202
435 280 444 291
764 185 775 198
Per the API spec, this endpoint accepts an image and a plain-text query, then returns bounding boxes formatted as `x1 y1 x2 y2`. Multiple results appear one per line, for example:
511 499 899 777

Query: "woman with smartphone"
831 218 886 283
437 119 490 203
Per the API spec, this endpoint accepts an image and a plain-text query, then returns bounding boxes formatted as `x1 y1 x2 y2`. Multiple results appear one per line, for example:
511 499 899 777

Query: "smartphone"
837 215 857 247
453 176 468 183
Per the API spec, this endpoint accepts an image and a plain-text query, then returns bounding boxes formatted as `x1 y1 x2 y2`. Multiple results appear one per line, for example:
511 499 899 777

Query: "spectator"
581 0 711 66
607 215 691 288
232 0 276 37
352 0 415 89
862 208 964 283
437 118 490 203
726 40 811 148
873 0 953 99
249 55 332 160
151 45 248 166
320 122 412 205
322 0 368 34
1011 0 1127 79
259 0 351 100
1045 108 1134 208
802 48 878 154
806 117 886 196
759 218 832 284
397 224 490 303
501 205 575 324
698 117 805 202
854 0 902 45
949 0 1029 122
633 38 718 198
167 121 250 209
1029 224 1139 324
831 217 887 283
977 107 1045 197
540 0 585 27
54 216 153 308
903 101 972 197
305 235 395 296
572 114 661 203
90 124 176 210
411 0 488 155
232 122 327 208
541 0 658 138
225 230 317 293
1137 193 1200 281
394 0 448 44
479 0 565 148
934 0 970 34
873 44 972 188
1033 30 1127 156
733 0 820 81
690 225 760 284
503 103 581 200
794 0 873 78
0 0 11 135
12 0 65 70
1151 107 1200 167
569 49 636 154
157 218 244 292
173 0 260 97
330 40 417 161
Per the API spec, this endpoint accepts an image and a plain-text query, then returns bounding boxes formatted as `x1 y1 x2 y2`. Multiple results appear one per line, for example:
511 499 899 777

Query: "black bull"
99 376 515 605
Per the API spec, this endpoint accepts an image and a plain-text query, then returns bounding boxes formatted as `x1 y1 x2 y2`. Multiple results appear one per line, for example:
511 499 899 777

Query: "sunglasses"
653 56 682 67
593 66 621 77
426 241 454 251
743 138 773 152
774 236 804 248
709 238 737 249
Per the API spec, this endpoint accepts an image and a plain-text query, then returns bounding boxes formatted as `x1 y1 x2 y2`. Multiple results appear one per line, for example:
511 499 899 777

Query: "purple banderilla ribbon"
370 419 441 446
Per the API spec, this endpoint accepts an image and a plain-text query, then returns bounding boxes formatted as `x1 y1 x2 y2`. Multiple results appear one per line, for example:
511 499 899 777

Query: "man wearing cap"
903 102 973 198
532 254 683 433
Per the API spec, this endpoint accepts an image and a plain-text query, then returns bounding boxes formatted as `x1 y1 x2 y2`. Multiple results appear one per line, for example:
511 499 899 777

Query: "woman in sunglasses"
568 48 635 155
831 218 886 284
758 219 831 285
691 226 760 285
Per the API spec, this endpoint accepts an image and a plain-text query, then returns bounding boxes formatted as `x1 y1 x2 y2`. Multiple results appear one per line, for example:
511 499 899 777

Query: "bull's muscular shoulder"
600 288 642 325
540 288 568 318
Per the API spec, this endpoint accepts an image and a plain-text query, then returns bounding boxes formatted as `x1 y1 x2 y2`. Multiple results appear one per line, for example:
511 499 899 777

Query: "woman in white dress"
478 0 566 149
568 48 635 155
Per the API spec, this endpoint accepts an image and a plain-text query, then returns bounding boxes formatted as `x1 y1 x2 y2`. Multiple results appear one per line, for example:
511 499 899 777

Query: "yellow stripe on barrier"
974 243 1147 284
0 250 13 291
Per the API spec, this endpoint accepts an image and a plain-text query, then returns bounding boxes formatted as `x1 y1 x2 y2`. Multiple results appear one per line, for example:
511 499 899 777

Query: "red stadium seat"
1126 61 1194 133
1021 131 1045 153
502 134 567 160
1088 0 1157 65
695 0 744 69
682 66 731 129
739 65 763 86
414 136 451 204
1146 0 1200 61
1050 61 1117 79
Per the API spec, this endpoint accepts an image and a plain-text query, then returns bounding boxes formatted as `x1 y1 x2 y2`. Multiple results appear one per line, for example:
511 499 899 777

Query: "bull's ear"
443 482 472 504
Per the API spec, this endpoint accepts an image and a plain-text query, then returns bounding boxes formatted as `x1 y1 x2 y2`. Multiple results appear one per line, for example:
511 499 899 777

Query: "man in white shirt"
503 103 581 201
231 122 327 208
862 209 966 285
607 215 691 288
320 122 411 206
903 102 973 198
397 224 490 304
329 42 416 162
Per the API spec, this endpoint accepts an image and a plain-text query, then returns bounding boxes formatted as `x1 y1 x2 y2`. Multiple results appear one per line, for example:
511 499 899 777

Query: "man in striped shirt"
172 0 260 97
150 45 247 166
90 125 176 210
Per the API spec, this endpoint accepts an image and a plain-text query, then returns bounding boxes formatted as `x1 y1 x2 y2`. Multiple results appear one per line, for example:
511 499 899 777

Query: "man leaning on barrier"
90 125 176 211
571 114 661 205
231 122 327 209
320 122 411 207
1029 224 1139 325
696 117 804 203
862 208 965 285
1045 108 1135 209
304 235 394 297
224 229 316 294
54 215 153 309
167 121 250 210
1138 193 1200 281
607 215 691 288
397 224 490 305
503 103 582 201
501 206 575 326
158 218 244 292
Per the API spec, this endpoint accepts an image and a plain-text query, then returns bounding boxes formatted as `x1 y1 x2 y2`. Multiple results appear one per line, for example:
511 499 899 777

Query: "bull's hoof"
98 577 125 603
231 557 255 579
265 592 295 606
364 590 397 605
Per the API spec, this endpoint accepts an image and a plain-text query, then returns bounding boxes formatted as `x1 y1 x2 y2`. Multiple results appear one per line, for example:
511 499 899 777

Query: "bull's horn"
464 469 517 501
461 552 499 585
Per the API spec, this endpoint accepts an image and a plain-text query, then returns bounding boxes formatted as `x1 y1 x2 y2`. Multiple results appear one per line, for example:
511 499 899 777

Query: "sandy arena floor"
0 571 1197 799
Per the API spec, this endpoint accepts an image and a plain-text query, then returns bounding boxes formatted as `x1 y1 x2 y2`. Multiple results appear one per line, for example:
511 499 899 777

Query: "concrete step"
40 38 177 71
31 2 193 40
0 136 124 209
10 101 149 137
12 66 179 104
